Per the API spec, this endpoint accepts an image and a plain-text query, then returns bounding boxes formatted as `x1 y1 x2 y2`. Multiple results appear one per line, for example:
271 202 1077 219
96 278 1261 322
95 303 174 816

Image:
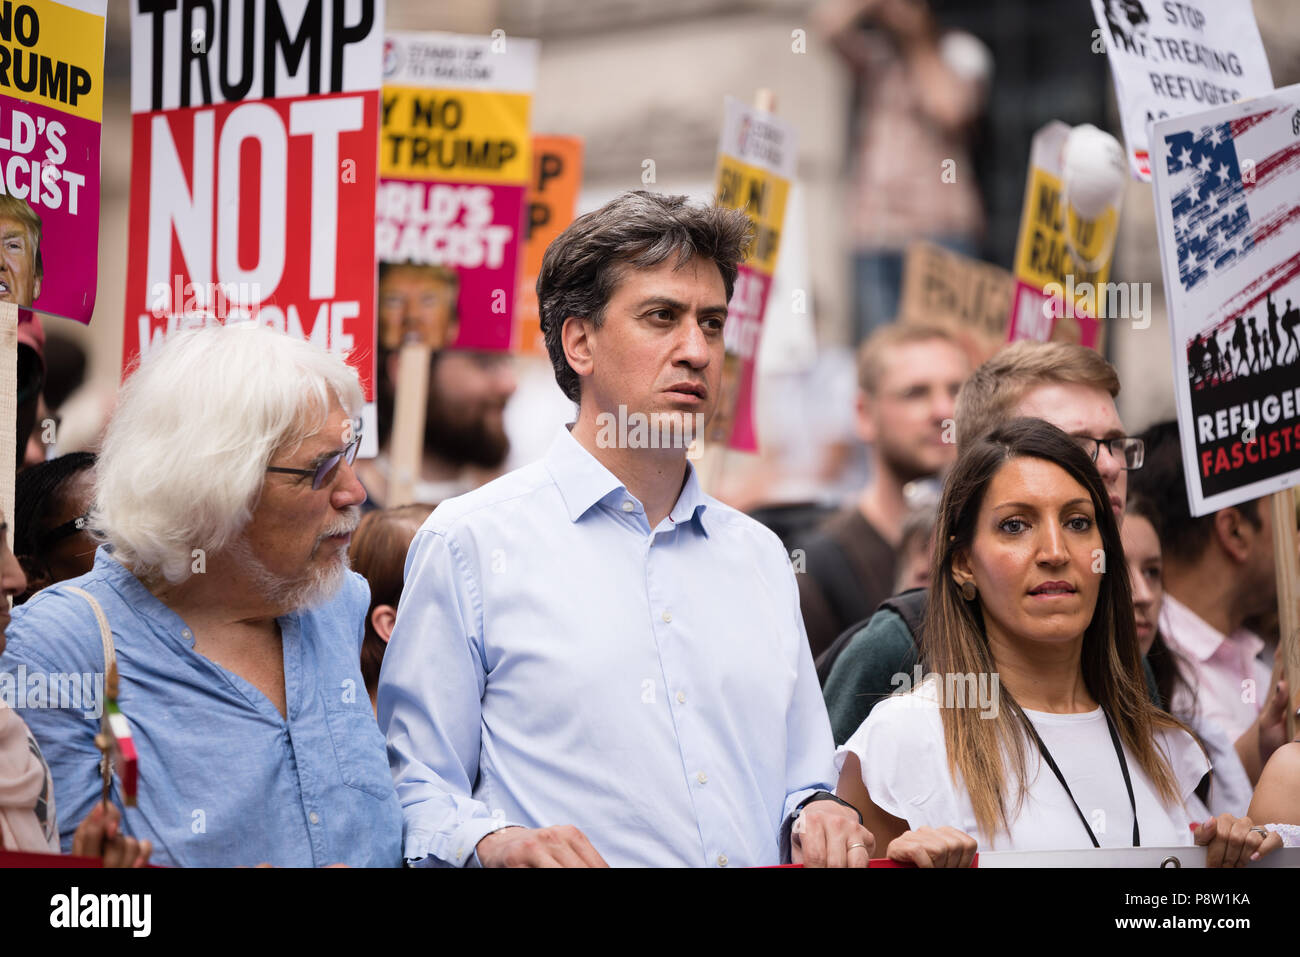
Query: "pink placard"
0 99 101 322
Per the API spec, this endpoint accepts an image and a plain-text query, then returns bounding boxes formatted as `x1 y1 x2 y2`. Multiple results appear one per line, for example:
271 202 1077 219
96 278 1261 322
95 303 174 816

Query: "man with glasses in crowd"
0 324 403 867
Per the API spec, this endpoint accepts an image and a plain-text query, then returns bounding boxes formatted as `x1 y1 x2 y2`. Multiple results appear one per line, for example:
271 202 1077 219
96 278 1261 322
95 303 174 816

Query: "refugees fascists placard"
1150 83 1300 516
0 0 106 323
123 0 384 452
711 96 796 453
1091 0 1273 181
377 31 537 352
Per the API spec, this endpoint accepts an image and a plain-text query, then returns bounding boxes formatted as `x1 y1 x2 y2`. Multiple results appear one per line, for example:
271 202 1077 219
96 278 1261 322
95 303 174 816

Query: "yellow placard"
380 86 531 184
1013 166 1117 307
0 0 104 121
715 154 788 275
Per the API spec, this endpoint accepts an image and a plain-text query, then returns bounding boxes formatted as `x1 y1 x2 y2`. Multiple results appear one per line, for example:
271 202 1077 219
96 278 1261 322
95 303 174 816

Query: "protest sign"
0 0 106 323
1090 0 1273 181
377 30 537 352
1006 121 1124 351
123 0 384 453
711 95 796 453
514 134 582 358
0 305 13 550
897 240 1014 364
1150 83 1300 516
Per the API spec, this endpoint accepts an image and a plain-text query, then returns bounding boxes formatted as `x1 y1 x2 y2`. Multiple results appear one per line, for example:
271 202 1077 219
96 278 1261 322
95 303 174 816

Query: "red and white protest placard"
123 0 384 453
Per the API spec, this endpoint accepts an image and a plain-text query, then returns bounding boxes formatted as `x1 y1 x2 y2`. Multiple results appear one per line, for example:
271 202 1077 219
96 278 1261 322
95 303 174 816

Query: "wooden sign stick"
387 342 431 509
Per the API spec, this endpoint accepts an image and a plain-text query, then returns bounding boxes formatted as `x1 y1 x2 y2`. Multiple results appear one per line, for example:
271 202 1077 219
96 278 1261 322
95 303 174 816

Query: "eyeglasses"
1072 435 1145 470
35 513 91 553
266 430 362 490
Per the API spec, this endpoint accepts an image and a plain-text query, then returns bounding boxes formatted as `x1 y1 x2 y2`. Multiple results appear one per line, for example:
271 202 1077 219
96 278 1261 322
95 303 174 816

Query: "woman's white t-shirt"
837 677 1210 851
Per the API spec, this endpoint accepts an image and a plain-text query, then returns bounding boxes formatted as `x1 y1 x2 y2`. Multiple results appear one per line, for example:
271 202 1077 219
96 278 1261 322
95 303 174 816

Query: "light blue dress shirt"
0 547 403 867
379 426 837 867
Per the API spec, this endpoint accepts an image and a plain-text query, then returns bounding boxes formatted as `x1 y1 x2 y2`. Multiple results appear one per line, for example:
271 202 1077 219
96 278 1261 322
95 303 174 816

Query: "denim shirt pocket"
323 704 397 803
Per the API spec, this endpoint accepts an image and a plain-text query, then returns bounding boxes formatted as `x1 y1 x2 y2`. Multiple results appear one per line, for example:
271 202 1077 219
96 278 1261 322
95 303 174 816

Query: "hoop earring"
960 580 977 602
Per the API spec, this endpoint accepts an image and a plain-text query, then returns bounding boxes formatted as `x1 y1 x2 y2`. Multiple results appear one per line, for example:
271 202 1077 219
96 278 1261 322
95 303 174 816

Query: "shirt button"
621 501 635 512
717 853 728 867
309 812 320 824
676 691 686 704
181 629 192 640
661 611 672 623
697 771 707 784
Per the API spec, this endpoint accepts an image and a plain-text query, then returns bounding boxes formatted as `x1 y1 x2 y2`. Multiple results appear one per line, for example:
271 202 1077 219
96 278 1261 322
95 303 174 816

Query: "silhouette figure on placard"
1255 316 1272 371
1206 334 1226 384
1230 316 1250 376
1189 334 1207 387
1282 298 1300 365
1267 294 1285 364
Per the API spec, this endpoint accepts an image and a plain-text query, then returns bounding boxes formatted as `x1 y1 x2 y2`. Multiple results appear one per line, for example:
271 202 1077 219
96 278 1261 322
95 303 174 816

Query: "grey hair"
93 323 364 586
536 190 751 402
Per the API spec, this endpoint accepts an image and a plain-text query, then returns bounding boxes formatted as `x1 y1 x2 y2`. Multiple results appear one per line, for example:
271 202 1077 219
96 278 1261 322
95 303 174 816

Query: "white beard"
228 537 349 612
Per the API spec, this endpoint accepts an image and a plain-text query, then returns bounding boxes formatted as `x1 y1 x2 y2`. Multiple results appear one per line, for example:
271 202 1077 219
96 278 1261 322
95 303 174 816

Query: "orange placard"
514 135 583 356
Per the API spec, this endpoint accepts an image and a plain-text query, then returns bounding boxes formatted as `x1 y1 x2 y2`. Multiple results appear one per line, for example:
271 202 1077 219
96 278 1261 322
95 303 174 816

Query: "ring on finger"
847 842 868 851
1250 826 1269 837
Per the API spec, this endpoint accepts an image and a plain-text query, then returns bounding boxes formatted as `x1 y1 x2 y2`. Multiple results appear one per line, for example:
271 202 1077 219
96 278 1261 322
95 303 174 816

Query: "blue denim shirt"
0 547 402 867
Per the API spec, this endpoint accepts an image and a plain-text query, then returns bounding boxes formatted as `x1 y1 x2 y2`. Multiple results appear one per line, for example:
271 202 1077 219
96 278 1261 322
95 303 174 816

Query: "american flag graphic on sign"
1163 107 1300 294
1165 122 1252 291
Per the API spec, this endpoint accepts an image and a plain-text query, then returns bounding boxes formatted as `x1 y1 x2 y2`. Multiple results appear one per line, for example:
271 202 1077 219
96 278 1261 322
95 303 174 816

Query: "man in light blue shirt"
1 325 402 867
380 191 873 867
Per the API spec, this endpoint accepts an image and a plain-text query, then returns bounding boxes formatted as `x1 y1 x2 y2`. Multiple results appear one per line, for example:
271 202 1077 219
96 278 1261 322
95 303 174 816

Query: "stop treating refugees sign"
123 0 384 452
1091 0 1273 181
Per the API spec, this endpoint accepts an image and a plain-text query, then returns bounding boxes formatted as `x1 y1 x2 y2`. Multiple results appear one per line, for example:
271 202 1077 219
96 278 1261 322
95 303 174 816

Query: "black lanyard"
1021 710 1140 848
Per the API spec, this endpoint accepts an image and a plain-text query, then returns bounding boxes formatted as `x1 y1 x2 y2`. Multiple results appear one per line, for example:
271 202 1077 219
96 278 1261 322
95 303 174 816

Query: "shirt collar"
1159 592 1265 663
668 459 710 536
544 426 710 535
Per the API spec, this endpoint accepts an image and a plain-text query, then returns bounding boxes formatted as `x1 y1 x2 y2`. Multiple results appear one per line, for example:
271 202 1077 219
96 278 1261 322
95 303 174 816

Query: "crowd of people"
0 189 1297 868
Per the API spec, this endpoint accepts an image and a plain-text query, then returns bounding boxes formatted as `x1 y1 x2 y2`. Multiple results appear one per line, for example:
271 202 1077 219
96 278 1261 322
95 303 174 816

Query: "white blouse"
837 677 1211 851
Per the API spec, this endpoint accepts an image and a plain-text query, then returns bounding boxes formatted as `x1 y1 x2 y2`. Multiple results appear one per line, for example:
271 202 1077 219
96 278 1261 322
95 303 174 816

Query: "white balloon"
1062 124 1127 220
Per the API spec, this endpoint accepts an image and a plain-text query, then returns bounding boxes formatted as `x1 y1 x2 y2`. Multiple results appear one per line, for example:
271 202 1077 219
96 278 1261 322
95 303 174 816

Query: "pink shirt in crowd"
1159 593 1272 743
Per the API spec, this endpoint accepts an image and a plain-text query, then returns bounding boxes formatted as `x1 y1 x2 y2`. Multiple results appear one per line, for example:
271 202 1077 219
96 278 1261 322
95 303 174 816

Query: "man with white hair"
0 323 402 867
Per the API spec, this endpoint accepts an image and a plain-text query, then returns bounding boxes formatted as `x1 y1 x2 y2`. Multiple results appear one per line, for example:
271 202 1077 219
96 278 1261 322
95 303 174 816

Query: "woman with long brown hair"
835 418 1280 866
